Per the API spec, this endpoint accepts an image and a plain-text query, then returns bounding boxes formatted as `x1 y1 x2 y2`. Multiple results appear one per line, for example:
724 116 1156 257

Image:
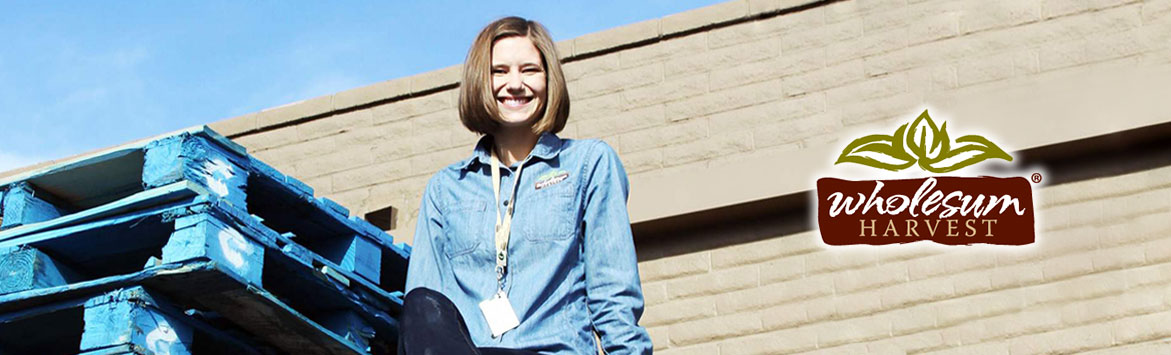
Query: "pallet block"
142 133 249 210
0 246 83 295
0 182 69 229
161 213 265 287
80 286 196 354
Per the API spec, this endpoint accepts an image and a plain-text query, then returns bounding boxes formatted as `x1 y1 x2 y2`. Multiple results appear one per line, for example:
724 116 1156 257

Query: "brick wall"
635 153 1171 353
195 0 1171 353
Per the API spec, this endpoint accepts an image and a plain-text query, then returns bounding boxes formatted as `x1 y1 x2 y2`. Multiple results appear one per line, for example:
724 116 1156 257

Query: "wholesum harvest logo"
817 110 1036 246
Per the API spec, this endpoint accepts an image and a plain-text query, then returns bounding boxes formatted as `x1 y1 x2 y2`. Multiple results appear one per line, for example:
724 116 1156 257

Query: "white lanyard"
490 150 524 292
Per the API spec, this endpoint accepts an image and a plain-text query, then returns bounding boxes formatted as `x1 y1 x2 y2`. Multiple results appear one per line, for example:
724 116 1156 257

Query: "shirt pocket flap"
442 199 489 258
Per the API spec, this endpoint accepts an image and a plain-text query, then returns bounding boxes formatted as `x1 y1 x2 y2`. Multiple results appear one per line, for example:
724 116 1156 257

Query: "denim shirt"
404 132 652 354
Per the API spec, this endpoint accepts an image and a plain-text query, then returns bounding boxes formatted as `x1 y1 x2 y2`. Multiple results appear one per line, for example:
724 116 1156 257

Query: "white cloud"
0 150 48 174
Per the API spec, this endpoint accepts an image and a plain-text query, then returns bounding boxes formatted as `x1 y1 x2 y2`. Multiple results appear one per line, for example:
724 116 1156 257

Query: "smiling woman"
491 37 547 128
398 16 651 355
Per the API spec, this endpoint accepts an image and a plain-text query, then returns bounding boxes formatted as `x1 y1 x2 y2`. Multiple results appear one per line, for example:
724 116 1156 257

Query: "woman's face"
491 36 546 129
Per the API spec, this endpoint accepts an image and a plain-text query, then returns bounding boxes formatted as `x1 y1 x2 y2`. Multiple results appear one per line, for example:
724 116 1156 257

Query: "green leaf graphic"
834 124 916 171
906 110 947 163
923 135 1014 173
917 121 952 171
836 109 1013 172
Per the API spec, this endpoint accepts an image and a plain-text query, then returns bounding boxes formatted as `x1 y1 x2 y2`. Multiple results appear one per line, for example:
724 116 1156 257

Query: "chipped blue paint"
80 286 194 355
0 182 67 229
196 126 249 157
143 134 249 210
323 236 381 287
0 181 201 243
248 157 313 196
0 246 82 295
395 242 412 255
280 242 314 268
349 215 394 245
161 213 264 287
319 197 350 217
0 260 213 309
211 200 404 304
0 199 203 251
142 136 185 186
0 126 414 353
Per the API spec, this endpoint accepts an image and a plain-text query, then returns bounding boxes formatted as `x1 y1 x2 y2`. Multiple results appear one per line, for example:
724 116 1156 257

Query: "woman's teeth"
500 97 531 108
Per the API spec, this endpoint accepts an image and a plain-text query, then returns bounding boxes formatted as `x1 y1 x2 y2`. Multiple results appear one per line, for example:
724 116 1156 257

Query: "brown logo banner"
817 176 1034 246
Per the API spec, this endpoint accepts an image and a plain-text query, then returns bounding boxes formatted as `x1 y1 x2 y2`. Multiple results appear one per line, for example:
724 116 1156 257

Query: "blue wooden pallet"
0 187 403 353
0 284 271 355
0 126 410 291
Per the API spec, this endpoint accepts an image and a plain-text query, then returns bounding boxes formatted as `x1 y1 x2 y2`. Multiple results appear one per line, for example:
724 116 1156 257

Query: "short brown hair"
459 17 569 136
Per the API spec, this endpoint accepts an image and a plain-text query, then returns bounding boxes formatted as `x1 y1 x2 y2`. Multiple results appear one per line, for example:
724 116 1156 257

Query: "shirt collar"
460 132 563 170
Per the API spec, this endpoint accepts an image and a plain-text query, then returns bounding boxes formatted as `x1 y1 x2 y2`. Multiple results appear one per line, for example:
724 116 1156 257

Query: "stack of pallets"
0 127 411 355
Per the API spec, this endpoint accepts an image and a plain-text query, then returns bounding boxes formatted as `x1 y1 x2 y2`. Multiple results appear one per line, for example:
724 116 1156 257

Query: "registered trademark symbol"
1031 173 1042 183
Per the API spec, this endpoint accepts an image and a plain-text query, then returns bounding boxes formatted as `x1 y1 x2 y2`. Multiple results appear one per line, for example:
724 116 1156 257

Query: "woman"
399 17 653 355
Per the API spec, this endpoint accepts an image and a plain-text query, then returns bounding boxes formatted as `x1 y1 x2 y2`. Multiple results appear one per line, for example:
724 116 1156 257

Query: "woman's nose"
505 71 525 90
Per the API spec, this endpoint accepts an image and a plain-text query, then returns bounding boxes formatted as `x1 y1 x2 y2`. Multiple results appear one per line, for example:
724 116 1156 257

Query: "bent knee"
405 287 443 303
403 287 449 312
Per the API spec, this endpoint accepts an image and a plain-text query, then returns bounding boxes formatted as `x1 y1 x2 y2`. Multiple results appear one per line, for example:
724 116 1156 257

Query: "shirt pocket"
441 198 488 259
520 185 578 242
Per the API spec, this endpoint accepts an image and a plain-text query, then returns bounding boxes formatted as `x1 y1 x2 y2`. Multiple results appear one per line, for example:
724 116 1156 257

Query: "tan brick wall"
198 0 1171 353
636 162 1171 353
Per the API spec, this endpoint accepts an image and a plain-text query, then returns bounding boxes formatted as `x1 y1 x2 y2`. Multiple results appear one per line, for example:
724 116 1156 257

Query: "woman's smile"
498 95 534 109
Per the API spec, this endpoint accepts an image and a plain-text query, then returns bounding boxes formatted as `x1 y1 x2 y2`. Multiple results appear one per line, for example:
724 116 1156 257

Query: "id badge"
479 291 520 338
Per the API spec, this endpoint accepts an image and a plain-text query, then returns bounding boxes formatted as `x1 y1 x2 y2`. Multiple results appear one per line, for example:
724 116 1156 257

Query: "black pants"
399 287 539 355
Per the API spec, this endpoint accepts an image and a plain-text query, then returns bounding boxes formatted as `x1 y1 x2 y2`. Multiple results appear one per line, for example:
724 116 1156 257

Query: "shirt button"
503 200 510 207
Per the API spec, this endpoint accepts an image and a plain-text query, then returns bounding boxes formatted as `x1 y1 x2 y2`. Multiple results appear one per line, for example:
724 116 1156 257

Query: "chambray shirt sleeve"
582 142 652 354
404 178 445 293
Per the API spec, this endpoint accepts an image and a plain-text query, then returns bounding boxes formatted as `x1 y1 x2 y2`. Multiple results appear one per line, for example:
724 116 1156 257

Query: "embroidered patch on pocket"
534 170 569 190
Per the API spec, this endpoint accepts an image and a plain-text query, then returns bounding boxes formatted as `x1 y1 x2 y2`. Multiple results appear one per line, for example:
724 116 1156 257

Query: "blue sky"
0 1 724 172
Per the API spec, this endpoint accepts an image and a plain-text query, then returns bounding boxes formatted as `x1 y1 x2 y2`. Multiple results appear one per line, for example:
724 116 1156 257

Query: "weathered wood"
0 126 411 353
0 271 269 355
162 213 264 287
0 260 225 314
0 182 68 230
143 134 249 210
0 246 82 295
0 198 402 350
1 197 402 311
320 233 382 285
0 127 409 289
280 239 315 268
0 126 245 216
213 201 406 312
80 286 196 355
194 285 365 355
0 181 202 243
